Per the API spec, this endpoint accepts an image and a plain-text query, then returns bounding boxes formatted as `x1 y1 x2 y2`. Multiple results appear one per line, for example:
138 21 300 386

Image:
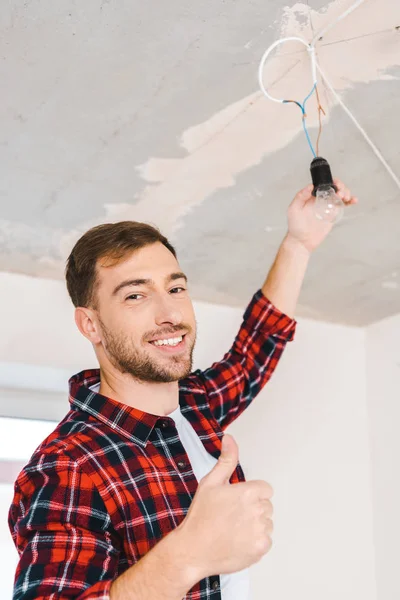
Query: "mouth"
148 334 187 353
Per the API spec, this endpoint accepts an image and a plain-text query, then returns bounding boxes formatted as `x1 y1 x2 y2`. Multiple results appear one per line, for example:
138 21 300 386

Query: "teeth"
152 336 183 347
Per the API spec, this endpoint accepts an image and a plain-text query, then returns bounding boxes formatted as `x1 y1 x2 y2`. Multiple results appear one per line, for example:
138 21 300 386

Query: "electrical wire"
311 0 367 46
258 37 317 103
257 0 400 193
283 81 318 157
315 60 400 190
258 40 319 156
315 85 326 157
258 39 318 156
302 83 317 157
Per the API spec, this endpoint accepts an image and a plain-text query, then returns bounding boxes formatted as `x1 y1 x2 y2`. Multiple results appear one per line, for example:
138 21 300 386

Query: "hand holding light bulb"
286 171 358 253
314 185 344 223
310 157 349 224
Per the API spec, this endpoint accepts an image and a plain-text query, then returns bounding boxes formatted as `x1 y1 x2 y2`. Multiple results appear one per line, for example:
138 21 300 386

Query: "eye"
126 293 144 301
170 287 186 294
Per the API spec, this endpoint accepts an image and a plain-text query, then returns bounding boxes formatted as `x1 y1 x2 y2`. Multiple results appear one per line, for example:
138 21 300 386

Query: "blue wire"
282 82 318 157
302 117 316 158
302 83 317 157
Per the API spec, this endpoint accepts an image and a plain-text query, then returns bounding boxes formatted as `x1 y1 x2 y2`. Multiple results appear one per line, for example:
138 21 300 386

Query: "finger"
333 177 345 191
302 183 314 196
333 178 354 202
296 184 314 199
333 179 348 197
259 498 274 517
341 189 352 203
340 193 358 206
263 518 274 536
246 480 274 500
337 186 351 202
291 184 314 208
205 434 239 486
259 534 273 556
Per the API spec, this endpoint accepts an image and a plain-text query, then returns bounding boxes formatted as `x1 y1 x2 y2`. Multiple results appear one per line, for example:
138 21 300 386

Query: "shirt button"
177 460 187 470
211 579 219 590
160 420 169 429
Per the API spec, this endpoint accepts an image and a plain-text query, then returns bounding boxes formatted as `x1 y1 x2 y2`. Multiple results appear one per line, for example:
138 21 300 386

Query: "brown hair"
65 221 177 308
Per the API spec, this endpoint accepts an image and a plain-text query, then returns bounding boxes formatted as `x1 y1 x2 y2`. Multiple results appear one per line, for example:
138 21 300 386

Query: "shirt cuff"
242 289 297 341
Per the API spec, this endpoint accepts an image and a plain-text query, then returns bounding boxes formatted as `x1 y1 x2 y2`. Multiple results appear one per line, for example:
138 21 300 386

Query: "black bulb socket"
310 157 338 197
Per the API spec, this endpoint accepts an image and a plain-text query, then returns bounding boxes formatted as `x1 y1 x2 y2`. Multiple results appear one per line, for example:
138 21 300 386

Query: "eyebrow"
112 272 188 296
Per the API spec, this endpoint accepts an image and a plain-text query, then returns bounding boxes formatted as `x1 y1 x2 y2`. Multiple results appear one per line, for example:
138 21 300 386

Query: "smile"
150 335 184 347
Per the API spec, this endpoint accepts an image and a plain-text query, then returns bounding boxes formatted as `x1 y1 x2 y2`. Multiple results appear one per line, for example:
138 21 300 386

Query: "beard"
98 317 195 383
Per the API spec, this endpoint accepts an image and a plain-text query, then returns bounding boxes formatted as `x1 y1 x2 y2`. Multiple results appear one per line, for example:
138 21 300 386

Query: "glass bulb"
314 185 344 223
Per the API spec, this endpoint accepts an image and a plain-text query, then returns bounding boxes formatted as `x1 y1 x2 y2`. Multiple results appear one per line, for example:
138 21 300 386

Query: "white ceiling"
1 0 399 325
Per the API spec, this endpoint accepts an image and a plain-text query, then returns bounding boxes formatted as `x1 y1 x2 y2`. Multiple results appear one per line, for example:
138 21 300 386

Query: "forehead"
96 243 180 292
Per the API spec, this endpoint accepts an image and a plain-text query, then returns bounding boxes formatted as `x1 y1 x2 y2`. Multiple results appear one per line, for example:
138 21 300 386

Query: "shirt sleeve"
190 289 296 430
9 451 120 599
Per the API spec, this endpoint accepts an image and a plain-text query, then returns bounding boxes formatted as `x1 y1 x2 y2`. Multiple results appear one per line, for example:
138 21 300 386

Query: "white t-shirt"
167 405 250 599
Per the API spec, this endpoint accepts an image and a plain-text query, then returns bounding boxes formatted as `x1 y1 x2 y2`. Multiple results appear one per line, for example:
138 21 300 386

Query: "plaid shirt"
9 290 296 600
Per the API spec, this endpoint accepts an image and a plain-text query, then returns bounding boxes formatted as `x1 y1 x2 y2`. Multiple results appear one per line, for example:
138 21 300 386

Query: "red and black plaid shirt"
9 290 296 599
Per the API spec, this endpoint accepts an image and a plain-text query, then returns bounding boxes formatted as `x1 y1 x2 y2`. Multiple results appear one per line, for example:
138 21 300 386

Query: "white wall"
366 314 400 600
228 320 376 600
0 272 95 371
0 272 378 600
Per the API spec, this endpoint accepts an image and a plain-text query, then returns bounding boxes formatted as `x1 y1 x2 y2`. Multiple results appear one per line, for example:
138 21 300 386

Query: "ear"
75 307 102 344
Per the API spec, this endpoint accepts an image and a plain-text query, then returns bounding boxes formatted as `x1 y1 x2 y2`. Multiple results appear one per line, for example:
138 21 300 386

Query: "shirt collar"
68 369 164 448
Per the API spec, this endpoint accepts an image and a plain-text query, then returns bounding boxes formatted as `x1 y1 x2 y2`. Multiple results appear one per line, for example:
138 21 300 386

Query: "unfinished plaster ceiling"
0 0 399 326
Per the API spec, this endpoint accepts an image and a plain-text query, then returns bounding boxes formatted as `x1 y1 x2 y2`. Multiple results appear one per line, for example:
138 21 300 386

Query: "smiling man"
9 181 357 600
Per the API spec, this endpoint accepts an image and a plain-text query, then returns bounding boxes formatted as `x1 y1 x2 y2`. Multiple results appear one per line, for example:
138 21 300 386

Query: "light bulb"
309 156 344 224
314 184 345 223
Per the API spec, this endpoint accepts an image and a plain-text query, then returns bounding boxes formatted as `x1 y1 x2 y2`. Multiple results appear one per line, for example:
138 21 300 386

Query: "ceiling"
1 0 399 326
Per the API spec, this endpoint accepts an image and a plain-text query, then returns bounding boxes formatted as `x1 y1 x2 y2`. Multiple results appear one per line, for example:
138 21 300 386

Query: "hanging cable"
257 0 400 193
315 85 326 157
258 39 318 156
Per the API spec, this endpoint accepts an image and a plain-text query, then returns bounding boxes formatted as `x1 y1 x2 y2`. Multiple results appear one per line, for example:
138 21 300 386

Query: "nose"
154 292 183 327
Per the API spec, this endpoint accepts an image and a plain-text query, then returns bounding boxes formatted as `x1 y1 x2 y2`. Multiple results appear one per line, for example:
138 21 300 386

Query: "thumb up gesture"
176 434 274 580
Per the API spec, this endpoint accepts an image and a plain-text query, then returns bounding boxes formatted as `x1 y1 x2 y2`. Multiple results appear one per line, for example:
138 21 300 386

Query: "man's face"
93 242 197 383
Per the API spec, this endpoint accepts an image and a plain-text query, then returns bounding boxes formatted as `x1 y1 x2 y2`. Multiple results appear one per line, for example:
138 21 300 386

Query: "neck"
98 366 180 416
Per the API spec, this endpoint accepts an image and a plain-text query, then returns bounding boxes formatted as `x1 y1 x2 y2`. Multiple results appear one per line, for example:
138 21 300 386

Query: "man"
9 181 357 599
